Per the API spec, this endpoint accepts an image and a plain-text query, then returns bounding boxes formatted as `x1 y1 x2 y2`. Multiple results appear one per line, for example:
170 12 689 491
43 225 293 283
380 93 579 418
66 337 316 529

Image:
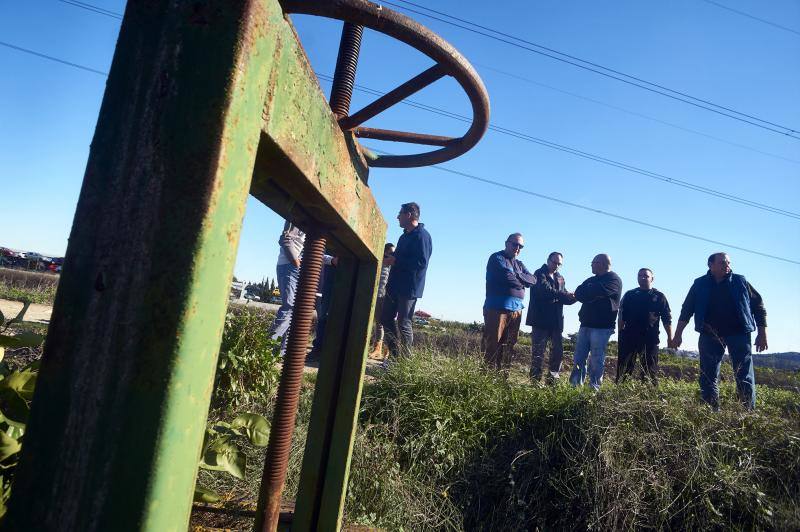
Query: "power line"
316 73 800 221
53 0 800 141
50 0 800 160
474 63 800 166
382 0 800 141
371 148 800 266
700 0 800 37
57 0 122 20
4 36 795 220
0 40 108 76
3 39 795 265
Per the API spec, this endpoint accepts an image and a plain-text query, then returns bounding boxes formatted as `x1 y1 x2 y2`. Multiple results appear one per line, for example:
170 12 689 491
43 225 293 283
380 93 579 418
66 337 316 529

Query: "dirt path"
0 299 52 324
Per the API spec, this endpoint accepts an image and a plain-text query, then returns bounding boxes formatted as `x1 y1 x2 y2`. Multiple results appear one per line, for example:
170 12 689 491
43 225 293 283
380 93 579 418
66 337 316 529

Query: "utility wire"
53 0 800 140
4 36 795 220
53 0 800 163
0 40 108 76
316 73 800 220
369 147 800 266
474 63 800 166
382 0 800 140
57 0 122 20
4 39 795 265
700 0 800 37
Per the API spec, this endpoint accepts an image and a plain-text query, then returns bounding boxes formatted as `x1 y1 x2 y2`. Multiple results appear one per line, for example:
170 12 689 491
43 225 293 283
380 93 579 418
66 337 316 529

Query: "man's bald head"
591 254 611 275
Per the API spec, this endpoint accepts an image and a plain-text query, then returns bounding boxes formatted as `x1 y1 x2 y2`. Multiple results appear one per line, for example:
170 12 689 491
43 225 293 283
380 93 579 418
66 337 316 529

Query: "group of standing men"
483 233 768 410
266 212 769 411
267 202 433 363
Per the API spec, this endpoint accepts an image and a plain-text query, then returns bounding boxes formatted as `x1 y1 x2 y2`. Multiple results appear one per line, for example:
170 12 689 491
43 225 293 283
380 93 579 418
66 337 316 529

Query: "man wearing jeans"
381 202 433 359
527 252 576 383
672 252 767 410
483 233 537 375
569 254 622 390
268 220 305 354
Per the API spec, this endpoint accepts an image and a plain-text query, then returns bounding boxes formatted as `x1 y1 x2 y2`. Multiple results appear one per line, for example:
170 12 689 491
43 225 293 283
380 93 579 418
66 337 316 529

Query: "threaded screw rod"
255 231 326 532
329 22 363 119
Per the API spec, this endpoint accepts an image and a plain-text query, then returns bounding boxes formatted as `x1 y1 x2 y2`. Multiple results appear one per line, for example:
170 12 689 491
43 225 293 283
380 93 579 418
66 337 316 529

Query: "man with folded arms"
483 233 537 375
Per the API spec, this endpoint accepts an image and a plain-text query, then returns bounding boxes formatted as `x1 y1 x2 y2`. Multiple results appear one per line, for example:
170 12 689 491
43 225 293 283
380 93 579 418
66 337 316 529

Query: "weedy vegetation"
0 303 796 530
0 269 58 306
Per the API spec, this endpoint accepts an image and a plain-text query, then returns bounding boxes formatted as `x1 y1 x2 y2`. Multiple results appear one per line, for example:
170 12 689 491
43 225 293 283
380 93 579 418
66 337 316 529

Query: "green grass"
0 283 56 305
195 342 800 530
0 269 58 305
350 352 800 530
183 313 800 530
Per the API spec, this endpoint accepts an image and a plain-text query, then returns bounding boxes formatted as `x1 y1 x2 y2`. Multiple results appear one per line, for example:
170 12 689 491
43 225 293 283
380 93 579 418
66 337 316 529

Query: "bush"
211 308 281 409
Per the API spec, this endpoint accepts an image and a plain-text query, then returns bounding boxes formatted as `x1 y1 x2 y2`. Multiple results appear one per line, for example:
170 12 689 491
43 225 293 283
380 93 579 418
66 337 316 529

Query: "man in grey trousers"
526 252 576 383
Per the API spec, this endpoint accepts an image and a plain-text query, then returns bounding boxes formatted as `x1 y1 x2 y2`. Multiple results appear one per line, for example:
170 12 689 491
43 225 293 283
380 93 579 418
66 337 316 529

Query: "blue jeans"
311 264 335 353
269 263 299 353
380 294 417 358
698 332 756 409
570 326 614 390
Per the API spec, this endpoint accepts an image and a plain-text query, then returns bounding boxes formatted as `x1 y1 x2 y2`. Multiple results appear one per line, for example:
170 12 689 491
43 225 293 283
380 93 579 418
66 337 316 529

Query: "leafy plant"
0 302 45 365
0 359 39 518
212 309 281 409
194 412 270 502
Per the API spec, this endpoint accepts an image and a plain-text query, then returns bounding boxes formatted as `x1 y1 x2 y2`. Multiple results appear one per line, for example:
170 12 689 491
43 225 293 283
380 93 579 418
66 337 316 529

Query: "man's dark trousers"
616 328 659 384
698 332 756 409
530 327 564 380
380 294 417 358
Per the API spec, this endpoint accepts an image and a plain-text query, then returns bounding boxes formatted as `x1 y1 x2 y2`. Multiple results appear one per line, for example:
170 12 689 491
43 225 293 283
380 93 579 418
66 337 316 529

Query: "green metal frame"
4 1 384 531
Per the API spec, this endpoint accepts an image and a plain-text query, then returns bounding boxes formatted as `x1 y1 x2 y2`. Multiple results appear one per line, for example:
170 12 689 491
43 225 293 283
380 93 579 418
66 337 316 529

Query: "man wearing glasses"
527 252 576 384
569 253 623 390
483 233 537 375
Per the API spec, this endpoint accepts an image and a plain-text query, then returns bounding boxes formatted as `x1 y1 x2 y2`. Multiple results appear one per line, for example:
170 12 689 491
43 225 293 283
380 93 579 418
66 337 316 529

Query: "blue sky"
2 1 799 352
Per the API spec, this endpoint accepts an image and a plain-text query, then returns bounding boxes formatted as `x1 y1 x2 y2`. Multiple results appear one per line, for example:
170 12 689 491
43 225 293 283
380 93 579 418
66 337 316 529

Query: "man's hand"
755 330 768 352
292 258 301 268
384 255 396 266
671 333 682 349
331 256 339 267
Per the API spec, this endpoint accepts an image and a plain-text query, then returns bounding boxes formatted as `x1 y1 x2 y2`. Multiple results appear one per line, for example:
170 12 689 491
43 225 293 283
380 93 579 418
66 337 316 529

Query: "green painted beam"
249 14 385 262
4 1 276 530
292 256 381 531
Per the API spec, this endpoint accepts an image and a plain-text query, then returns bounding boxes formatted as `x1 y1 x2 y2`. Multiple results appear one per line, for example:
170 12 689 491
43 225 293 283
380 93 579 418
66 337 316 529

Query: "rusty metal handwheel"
280 0 491 168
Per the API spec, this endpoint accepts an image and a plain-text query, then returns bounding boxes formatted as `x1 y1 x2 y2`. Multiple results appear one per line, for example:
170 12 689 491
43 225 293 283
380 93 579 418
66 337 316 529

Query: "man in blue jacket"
569 253 623 390
381 202 433 359
483 233 537 375
672 252 767 410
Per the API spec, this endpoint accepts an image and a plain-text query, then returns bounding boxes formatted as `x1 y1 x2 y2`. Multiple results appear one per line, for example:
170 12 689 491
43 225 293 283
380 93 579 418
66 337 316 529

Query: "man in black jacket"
616 268 672 385
569 254 623 390
483 233 537 374
381 202 433 359
526 252 576 383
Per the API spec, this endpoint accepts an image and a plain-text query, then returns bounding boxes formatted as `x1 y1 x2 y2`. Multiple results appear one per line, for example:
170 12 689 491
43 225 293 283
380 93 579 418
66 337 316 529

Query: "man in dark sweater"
672 252 767 410
616 268 672 385
483 233 537 374
381 202 433 359
526 252 576 383
569 254 622 390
